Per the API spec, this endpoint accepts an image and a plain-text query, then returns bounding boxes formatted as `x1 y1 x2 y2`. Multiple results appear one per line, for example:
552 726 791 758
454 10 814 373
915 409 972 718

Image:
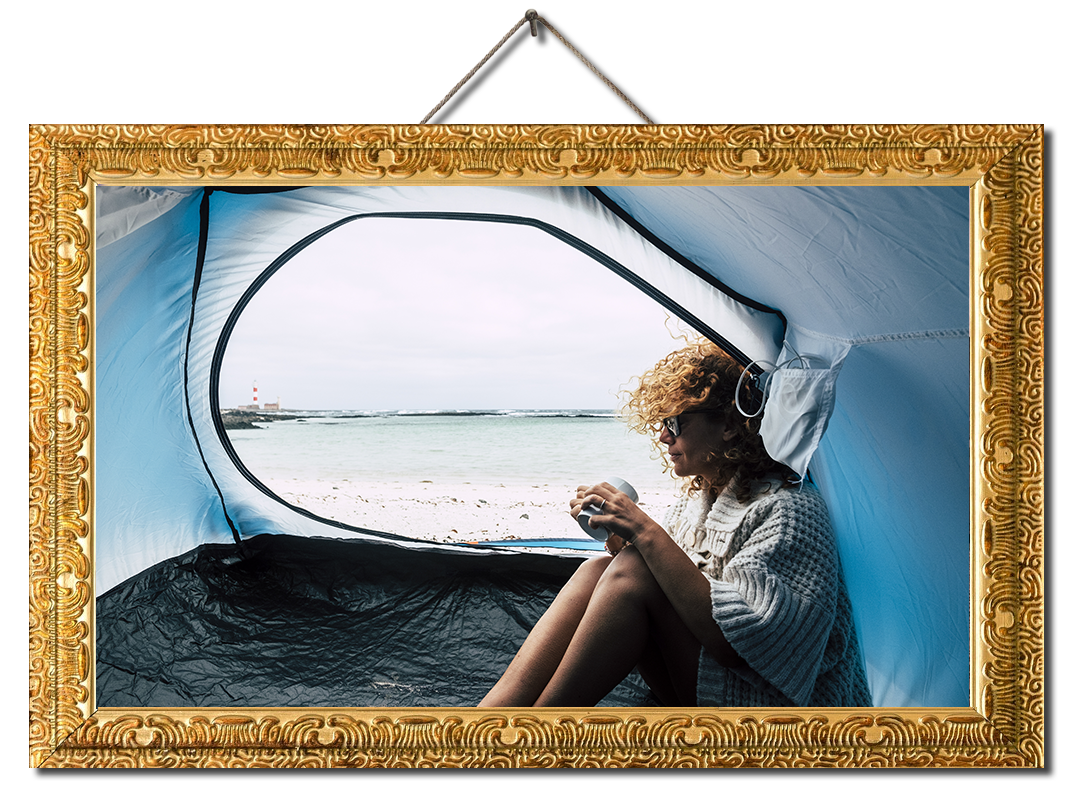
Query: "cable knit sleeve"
705 483 839 706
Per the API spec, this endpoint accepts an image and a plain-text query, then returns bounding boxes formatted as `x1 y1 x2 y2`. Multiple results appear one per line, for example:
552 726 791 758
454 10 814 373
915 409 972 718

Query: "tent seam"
789 323 970 347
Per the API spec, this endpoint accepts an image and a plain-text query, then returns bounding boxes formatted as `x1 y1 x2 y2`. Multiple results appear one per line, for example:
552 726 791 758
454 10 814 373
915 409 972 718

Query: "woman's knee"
567 554 613 590
596 547 660 600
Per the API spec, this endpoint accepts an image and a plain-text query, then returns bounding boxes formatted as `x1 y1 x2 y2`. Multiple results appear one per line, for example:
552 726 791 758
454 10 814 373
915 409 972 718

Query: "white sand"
272 477 681 545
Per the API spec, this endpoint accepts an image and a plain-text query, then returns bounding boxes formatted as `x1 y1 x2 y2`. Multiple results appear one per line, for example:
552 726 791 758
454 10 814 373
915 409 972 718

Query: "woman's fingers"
569 489 594 518
573 487 608 510
572 484 636 529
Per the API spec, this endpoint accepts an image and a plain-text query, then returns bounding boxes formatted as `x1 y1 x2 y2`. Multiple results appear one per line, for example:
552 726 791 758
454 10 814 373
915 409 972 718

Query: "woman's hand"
570 482 655 547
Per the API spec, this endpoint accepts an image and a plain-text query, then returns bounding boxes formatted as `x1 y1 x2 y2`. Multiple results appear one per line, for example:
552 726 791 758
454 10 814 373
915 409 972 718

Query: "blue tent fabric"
96 192 239 586
95 184 970 708
598 186 971 707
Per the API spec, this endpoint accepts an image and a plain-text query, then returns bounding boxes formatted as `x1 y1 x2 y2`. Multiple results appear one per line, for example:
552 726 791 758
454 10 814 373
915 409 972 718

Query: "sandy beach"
271 477 682 545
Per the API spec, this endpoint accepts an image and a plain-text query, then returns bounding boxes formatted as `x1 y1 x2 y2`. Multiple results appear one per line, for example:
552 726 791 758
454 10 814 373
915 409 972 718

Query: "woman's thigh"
567 553 614 594
598 547 702 704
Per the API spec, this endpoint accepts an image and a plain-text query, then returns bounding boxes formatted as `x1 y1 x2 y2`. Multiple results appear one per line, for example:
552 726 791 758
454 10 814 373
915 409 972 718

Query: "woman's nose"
659 426 674 444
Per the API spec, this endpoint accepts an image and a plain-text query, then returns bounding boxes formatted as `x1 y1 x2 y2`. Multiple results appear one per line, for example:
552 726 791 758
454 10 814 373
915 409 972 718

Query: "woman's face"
659 411 732 480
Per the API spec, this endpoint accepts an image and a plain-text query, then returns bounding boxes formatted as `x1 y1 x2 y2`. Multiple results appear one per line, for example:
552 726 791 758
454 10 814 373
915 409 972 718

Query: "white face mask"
738 339 851 480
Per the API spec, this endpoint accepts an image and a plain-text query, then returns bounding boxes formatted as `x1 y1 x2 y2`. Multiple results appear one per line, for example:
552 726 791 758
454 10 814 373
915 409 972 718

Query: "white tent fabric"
95 183 969 707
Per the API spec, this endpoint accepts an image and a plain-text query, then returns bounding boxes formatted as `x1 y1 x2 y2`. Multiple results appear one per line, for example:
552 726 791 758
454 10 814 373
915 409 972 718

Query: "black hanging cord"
185 188 244 547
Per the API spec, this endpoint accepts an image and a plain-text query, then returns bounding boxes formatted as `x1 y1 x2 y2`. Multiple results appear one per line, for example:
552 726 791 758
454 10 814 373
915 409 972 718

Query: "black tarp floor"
97 533 655 707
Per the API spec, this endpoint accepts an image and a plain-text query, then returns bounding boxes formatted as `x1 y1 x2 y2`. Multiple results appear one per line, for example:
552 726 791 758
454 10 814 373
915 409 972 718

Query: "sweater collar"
682 473 783 557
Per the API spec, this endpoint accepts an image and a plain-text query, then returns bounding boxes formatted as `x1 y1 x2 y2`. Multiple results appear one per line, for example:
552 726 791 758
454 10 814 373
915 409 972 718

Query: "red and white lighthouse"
253 380 259 408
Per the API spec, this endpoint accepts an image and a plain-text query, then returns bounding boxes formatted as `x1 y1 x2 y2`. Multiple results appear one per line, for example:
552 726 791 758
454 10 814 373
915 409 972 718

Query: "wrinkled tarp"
96 533 654 707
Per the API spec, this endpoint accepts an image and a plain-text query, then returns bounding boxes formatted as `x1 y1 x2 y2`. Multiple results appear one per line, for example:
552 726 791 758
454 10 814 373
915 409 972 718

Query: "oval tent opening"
217 216 691 545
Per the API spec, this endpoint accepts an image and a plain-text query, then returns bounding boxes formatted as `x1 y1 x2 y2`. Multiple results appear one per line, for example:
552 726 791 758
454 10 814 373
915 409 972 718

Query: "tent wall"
600 186 971 706
96 190 237 589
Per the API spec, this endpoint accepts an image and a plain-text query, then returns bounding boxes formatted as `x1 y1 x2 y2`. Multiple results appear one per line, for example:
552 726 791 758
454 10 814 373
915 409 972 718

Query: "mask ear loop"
734 352 830 419
735 360 775 419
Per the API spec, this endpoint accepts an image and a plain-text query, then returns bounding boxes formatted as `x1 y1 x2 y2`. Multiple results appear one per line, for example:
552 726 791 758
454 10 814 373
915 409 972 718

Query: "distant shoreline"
219 408 617 430
219 410 300 430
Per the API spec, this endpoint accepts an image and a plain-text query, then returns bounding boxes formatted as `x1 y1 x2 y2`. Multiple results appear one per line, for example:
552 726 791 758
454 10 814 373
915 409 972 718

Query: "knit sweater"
663 476 871 707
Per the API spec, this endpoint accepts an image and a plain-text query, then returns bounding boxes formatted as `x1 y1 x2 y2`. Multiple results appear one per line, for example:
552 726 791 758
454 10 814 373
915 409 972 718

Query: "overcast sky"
219 217 693 410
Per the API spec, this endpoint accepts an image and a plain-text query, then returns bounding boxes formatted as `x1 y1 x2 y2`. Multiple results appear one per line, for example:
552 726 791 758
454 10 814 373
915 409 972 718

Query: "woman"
479 340 871 708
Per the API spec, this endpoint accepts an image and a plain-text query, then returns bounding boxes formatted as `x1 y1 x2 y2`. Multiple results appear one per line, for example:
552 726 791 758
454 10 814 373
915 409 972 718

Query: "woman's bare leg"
534 547 701 707
635 636 686 707
479 556 613 707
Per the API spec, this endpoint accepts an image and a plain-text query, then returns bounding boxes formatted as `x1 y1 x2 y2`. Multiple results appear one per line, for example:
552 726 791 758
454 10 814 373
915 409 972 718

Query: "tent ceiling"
597 185 969 341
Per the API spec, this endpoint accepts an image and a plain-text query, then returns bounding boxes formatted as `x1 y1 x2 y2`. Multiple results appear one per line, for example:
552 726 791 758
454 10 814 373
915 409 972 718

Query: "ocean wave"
261 409 617 419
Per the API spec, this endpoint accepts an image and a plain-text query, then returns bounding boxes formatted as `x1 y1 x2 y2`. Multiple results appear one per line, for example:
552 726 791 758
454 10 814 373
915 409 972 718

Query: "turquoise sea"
226 410 678 495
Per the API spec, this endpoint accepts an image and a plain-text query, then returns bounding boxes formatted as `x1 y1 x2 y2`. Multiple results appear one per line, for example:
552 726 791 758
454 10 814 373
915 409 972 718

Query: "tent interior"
95 184 970 709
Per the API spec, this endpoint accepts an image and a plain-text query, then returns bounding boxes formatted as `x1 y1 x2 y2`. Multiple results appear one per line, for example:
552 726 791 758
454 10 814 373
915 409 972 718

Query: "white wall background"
20 3 1051 780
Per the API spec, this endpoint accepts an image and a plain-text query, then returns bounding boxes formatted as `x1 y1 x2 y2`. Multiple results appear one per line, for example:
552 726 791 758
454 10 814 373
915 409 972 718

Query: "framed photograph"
29 124 1042 767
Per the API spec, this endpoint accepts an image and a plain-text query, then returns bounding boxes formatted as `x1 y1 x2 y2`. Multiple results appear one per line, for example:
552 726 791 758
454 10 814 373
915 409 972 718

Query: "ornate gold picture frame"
29 124 1044 768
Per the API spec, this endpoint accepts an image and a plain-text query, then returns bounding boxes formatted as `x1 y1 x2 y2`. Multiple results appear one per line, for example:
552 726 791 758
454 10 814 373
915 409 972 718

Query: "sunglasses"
661 412 706 437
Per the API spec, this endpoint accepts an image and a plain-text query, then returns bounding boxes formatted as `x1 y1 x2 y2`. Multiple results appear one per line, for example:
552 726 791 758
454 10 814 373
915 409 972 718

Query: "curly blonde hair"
619 338 793 501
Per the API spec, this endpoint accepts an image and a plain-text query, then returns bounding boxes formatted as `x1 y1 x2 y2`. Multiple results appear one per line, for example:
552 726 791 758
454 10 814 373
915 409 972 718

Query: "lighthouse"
252 380 259 409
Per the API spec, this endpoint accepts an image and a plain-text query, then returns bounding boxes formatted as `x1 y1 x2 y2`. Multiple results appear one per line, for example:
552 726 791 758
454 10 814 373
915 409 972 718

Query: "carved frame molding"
29 124 1044 768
